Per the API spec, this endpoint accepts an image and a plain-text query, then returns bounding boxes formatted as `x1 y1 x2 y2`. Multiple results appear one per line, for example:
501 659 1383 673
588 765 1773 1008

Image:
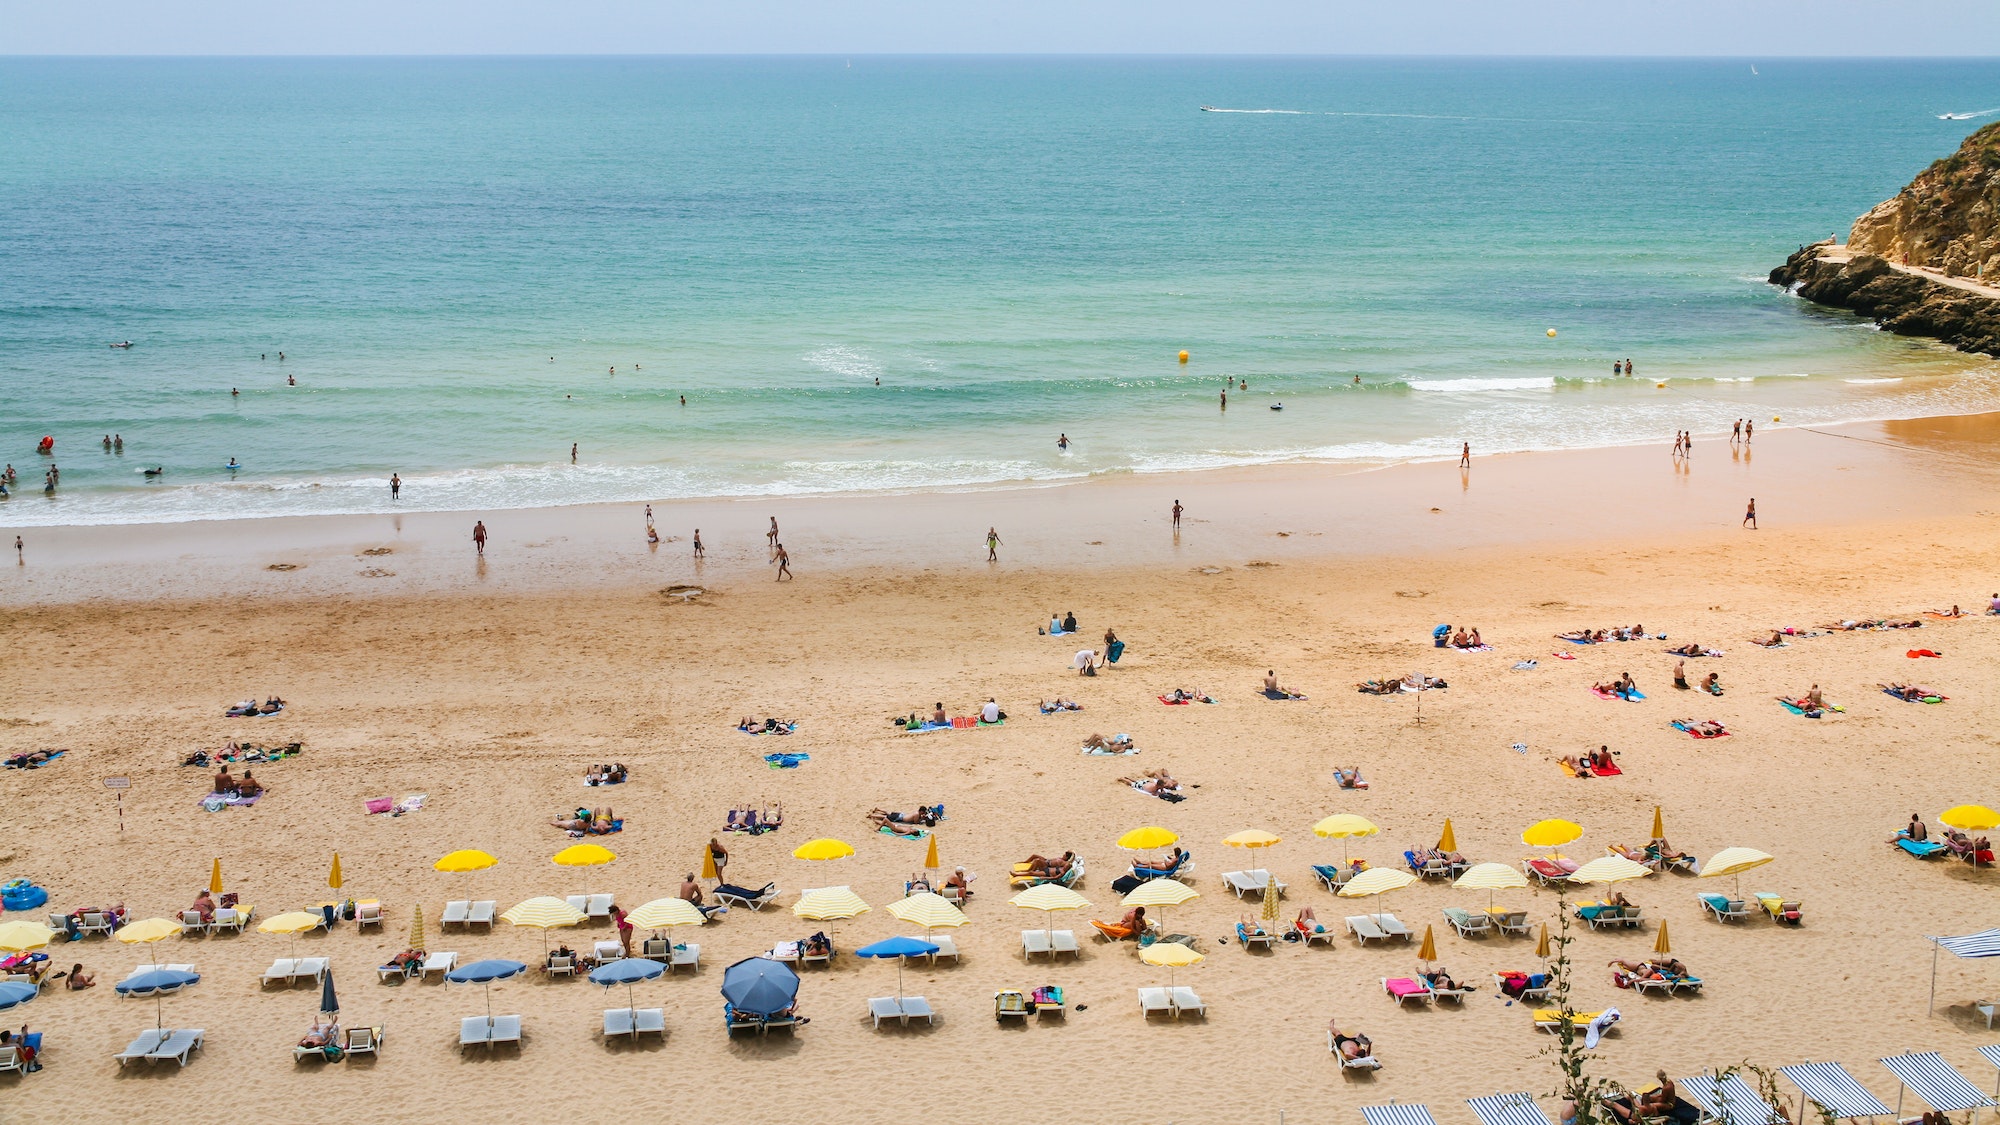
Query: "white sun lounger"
116 1028 171 1066
460 1014 522 1050
900 996 936 1025
441 900 470 928
593 940 625 963
355 901 384 929
1443 907 1493 938
343 1026 382 1056
926 935 960 963
1486 908 1531 937
1697 894 1752 923
1169 986 1205 1018
668 943 701 972
1346 915 1390 943
262 959 302 987
0 1046 21 1076
179 910 209 936
211 906 250 934
713 883 780 911
869 997 905 1028
1138 986 1175 1019
1222 869 1286 899
421 951 457 980
1022 929 1078 958
146 1028 205 1067
466 901 497 929
603 1007 665 1039
76 911 114 937
1330 1030 1382 1069
546 954 576 978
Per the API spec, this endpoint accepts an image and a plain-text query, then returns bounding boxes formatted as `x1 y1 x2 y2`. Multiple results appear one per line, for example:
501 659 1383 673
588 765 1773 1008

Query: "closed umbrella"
1454 862 1529 913
319 967 339 1019
924 833 941 872
117 917 181 965
0 981 37 1012
700 845 718 881
115 967 199 1029
590 957 666 1034
1261 879 1281 924
1650 806 1665 841
1438 818 1458 853
1010 883 1090 944
1698 847 1774 897
1417 924 1437 964
209 859 224 896
409 905 426 954
1337 866 1417 927
1654 921 1672 956
720 956 799 1017
1313 814 1379 864
445 958 527 1024
329 853 342 892
856 935 939 1002
1535 923 1551 959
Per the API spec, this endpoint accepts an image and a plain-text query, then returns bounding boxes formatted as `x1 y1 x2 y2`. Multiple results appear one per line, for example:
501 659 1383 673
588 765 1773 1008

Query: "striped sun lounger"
1678 1074 1786 1125
1781 1062 1893 1120
1361 1105 1440 1125
1466 1093 1554 1125
1879 1052 1997 1115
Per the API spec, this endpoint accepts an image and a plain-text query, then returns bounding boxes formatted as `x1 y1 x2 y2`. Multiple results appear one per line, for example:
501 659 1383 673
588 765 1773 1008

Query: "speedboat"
109 341 132 348
1199 105 1217 112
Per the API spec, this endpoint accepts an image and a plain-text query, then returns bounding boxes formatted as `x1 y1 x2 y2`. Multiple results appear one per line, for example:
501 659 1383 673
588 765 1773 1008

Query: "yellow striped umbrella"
409 904 426 953
1010 883 1090 945
501 896 586 954
1565 855 1652 886
1454 862 1529 913
1120 877 1199 932
794 886 871 921
1337 867 1417 928
1261 879 1281 923
1138 940 1203 990
1224 829 1282 849
1699 847 1774 896
627 896 705 952
885 892 969 939
0 921 55 954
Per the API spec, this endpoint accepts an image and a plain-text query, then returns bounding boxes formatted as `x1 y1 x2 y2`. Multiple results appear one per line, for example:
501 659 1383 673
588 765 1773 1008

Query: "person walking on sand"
1742 499 1757 529
1732 419 1743 444
767 517 779 549
1460 442 1471 468
1672 432 1683 459
986 527 1002 562
693 529 704 558
774 543 792 580
1744 419 1753 444
473 520 488 554
1172 499 1183 528
390 473 400 500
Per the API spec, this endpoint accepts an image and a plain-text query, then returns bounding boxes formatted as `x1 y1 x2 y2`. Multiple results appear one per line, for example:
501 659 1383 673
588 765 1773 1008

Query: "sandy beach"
5 414 2000 1123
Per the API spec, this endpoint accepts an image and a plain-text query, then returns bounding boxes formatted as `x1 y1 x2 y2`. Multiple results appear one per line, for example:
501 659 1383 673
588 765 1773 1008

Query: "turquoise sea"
4 57 1999 525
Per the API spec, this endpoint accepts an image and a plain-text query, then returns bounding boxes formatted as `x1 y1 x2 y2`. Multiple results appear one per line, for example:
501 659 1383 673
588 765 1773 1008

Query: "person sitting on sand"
1262 671 1301 698
1062 611 1078 633
1892 813 1929 844
1334 766 1367 790
943 866 974 901
1082 732 1133 752
213 766 239 795
1450 628 1470 648
189 890 215 923
1588 746 1614 770
65 963 94 990
236 770 262 797
1701 672 1722 696
1328 1020 1373 1061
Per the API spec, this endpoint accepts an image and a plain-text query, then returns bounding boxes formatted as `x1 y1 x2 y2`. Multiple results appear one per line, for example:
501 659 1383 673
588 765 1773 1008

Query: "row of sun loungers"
1138 985 1206 1019
115 1028 205 1067
261 957 330 987
1222 868 1286 898
868 996 936 1028
440 900 497 929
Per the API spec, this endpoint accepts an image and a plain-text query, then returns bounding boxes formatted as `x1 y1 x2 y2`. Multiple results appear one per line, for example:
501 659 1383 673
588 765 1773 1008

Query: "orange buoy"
1178 350 1189 363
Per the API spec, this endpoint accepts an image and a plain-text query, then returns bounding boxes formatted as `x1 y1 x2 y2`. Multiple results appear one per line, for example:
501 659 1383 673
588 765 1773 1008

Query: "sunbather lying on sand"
1082 732 1134 753
1882 682 1943 701
1754 632 1789 648
724 805 782 834
551 806 615 832
1559 754 1599 778
1557 628 1607 643
1162 687 1214 703
1594 673 1639 697
5 749 58 768
1039 698 1083 712
586 763 628 785
876 819 928 837
1328 1021 1374 1061
1665 643 1721 657
1334 766 1367 790
1356 678 1401 695
737 717 794 734
1673 719 1727 737
1120 774 1182 797
869 806 939 827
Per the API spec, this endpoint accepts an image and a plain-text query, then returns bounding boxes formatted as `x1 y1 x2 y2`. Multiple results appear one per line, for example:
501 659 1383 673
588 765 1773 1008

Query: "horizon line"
5 51 1998 60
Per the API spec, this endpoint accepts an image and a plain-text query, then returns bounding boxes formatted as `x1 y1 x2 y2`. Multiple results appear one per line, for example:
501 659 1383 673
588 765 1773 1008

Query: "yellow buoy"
1546 328 1557 337
1178 350 1189 363
1772 415 1780 422
1656 382 1665 388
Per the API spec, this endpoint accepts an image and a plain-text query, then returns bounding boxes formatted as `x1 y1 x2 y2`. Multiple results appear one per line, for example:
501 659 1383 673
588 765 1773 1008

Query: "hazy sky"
8 0 2000 56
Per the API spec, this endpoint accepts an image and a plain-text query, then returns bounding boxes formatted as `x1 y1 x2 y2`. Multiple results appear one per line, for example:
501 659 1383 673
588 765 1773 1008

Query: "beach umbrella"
1337 867 1418 927
1942 806 2000 869
1535 923 1551 959
1699 847 1775 897
1454 862 1529 913
0 981 37 1012
1438 818 1458 853
857 935 939 1002
924 833 941 871
0 921 54 954
1650 806 1665 840
1224 829 1282 849
553 843 616 896
1522 819 1583 855
501 897 585 954
885 892 969 939
792 838 854 862
1418 924 1438 964
1121 878 1199 931
117 917 181 964
1313 814 1379 864
628 897 705 929
319 966 339 1018
720 956 799 1018
701 846 718 881
209 858 224 896
115 967 199 1029
258 910 324 957
793 886 870 921
1654 921 1672 956
446 958 527 1024
590 957 666 1033
433 849 497 873
1118 826 1179 851
409 905 426 954
329 852 342 892
1261 879 1281 924
1010 883 1091 943
1566 855 1652 887
1139 940 1203 991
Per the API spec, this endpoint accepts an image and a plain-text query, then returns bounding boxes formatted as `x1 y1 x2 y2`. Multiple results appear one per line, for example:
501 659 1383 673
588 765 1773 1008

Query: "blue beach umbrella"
446 958 527 1022
115 967 200 1029
857 935 939 1002
0 981 37 1012
719 956 799 1018
589 957 666 1027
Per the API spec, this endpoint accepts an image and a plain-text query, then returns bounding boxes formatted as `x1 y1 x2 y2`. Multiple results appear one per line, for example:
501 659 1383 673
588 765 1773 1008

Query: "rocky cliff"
1769 246 2000 356
1848 121 2000 278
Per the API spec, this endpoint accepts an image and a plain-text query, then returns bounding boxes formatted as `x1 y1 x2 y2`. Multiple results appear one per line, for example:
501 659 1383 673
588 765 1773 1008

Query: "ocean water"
4 56 2000 525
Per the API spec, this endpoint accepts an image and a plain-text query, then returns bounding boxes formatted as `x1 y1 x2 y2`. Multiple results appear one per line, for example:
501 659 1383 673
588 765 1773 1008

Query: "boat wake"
1937 108 2000 121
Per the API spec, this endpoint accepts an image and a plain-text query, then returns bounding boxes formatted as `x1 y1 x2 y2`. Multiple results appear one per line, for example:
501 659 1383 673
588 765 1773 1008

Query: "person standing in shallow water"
1171 500 1183 528
692 529 704 558
473 520 488 554
1460 442 1471 469
1742 499 1757 529
986 527 1002 562
390 473 400 500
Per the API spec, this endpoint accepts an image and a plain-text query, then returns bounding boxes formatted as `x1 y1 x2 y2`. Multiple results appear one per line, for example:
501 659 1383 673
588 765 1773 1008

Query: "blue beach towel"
4 750 64 770
1896 839 1948 858
1107 640 1125 663
763 753 810 769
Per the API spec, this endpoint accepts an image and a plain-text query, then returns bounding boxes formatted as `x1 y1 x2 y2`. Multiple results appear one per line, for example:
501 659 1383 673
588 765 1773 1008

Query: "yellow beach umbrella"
117 917 179 964
433 849 498 873
1454 861 1529 912
553 844 616 867
1650 805 1665 841
1417 924 1437 964
328 853 342 891
1224 829 1282 849
409 904 426 953
1118 826 1179 851
885 892 969 938
1654 920 1672 956
794 886 871 921
1313 813 1380 864
1522 819 1583 854
1139 939 1204 991
209 859 224 896
1534 922 1550 959
1337 866 1418 928
1700 847 1774 897
1438 818 1458 853
700 846 718 881
792 838 856 862
1010 883 1091 944
924 833 940 871
1566 855 1652 886
0 921 55 954
1121 877 1199 933
252 910 322 958
1941 806 2000 831
501 896 586 954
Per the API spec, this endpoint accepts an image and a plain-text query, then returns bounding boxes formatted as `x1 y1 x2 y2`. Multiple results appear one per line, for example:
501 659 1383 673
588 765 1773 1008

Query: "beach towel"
976 718 1005 727
4 750 64 770
365 796 394 814
1512 660 1538 671
1260 690 1307 700
950 716 976 729
878 825 930 840
397 793 427 814
1107 640 1125 663
567 818 622 839
741 723 798 736
1453 644 1494 653
200 792 261 811
1592 688 1645 702
1553 651 1576 660
1777 698 1842 717
1158 695 1191 705
1038 704 1082 714
1594 760 1623 776
763 752 810 769
1670 721 1729 739
1882 688 1947 704
1132 782 1185 802
902 721 953 733
1907 649 1941 658
1559 636 1597 645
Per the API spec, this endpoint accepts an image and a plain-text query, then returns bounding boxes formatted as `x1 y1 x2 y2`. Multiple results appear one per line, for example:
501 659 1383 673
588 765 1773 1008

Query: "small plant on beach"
1540 893 1622 1123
